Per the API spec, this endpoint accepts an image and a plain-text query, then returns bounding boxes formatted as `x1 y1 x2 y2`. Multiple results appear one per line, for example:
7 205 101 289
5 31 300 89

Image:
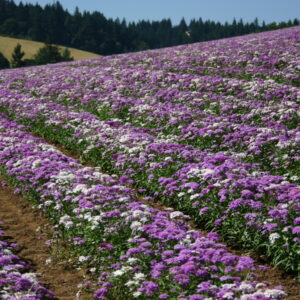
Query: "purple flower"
294 217 300 225
292 226 300 234
199 207 209 215
174 274 190 285
189 295 204 300
235 256 254 272
241 189 254 198
206 232 220 241
94 287 109 299
159 294 170 299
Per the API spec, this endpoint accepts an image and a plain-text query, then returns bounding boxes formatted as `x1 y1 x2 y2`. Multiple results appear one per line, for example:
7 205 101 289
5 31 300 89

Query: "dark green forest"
0 0 299 55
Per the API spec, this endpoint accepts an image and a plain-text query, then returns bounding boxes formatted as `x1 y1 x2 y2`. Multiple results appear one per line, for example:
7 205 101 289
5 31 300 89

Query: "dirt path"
0 180 91 300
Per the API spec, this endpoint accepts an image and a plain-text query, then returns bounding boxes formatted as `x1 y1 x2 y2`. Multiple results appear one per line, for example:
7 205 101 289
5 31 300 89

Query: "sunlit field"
0 26 299 299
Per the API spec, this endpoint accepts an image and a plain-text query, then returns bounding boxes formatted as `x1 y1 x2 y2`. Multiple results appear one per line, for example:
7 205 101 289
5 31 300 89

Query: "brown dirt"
0 180 92 300
255 267 300 300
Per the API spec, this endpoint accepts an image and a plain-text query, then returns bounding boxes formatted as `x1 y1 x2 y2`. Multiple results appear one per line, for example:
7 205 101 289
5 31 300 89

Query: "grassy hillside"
0 36 100 61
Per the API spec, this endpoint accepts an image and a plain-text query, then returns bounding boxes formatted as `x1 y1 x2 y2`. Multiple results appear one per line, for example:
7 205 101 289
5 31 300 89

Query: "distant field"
0 36 100 61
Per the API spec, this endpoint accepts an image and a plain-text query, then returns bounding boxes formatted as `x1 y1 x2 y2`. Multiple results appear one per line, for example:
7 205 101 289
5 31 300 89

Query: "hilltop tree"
11 43 25 68
34 42 64 65
61 48 74 61
0 51 9 69
34 43 74 65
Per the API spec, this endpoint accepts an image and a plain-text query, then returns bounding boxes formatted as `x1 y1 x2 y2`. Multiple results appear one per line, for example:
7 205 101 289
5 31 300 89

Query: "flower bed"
0 115 287 299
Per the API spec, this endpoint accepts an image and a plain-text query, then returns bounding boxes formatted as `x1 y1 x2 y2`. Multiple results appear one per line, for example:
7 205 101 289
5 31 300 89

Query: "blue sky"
16 0 300 24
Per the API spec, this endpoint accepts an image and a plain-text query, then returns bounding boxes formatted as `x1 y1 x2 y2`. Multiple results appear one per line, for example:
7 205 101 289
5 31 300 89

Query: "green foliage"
0 51 9 69
10 43 25 68
34 43 63 64
61 47 73 61
34 43 74 65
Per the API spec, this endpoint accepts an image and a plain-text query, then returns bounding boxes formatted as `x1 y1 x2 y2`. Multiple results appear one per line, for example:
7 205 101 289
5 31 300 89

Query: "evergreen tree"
0 51 9 69
61 48 73 61
34 43 64 65
11 43 25 68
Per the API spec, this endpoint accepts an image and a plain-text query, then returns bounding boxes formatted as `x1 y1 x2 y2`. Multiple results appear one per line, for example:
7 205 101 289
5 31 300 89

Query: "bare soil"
0 180 92 300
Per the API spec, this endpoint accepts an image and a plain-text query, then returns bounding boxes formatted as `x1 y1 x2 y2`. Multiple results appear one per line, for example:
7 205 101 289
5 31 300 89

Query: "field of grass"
0 35 100 61
0 27 299 299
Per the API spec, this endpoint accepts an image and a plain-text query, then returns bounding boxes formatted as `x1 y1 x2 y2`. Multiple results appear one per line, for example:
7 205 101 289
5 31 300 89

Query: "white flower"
76 291 81 299
54 203 62 210
125 280 136 287
59 215 72 224
240 295 251 300
222 292 234 299
112 269 124 277
118 197 129 203
130 221 142 231
201 168 215 176
133 291 142 298
269 233 280 245
133 272 145 281
132 210 144 218
170 211 184 219
190 194 200 200
78 256 89 262
239 283 254 293
73 184 89 194
65 221 74 229
263 289 286 298
21 273 38 281
127 258 138 265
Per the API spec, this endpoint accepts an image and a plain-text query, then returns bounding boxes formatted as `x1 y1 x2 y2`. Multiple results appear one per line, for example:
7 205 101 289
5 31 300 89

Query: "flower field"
0 26 299 299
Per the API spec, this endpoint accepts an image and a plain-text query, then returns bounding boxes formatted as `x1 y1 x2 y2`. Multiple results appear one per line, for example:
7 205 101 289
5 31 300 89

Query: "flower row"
0 114 287 299
0 84 299 274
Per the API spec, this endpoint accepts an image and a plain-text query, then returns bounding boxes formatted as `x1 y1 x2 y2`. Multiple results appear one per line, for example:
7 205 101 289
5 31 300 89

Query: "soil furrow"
0 179 91 300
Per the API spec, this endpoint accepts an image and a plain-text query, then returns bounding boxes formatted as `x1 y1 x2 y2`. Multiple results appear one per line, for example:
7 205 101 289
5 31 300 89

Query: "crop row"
0 220 55 299
0 71 299 277
1 30 299 182
0 26 299 277
0 114 289 299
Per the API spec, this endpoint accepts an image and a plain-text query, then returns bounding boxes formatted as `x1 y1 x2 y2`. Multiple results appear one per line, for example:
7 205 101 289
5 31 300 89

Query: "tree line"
0 42 73 69
0 0 299 56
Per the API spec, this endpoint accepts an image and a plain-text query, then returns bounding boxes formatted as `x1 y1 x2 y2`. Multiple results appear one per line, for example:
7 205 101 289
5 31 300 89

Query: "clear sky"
15 0 300 25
